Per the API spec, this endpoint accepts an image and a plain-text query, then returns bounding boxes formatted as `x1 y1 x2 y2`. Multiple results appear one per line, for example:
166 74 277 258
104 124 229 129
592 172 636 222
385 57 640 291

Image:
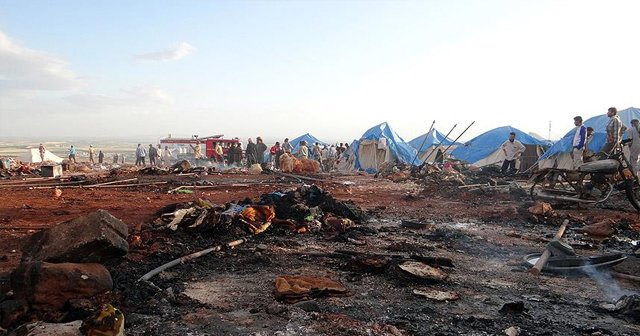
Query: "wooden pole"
530 219 569 275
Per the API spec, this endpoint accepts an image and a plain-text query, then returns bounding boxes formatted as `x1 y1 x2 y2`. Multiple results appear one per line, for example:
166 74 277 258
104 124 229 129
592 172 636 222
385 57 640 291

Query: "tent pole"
424 124 458 163
411 120 436 166
439 121 475 158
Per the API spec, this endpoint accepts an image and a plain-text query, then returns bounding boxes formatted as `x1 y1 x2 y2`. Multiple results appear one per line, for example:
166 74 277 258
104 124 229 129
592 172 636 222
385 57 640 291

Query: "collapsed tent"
451 126 547 170
349 122 419 173
409 128 459 162
538 107 640 169
18 148 64 164
335 140 360 172
289 133 330 159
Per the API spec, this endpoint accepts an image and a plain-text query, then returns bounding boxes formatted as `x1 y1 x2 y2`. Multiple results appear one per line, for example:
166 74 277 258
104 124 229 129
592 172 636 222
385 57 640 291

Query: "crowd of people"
45 107 639 176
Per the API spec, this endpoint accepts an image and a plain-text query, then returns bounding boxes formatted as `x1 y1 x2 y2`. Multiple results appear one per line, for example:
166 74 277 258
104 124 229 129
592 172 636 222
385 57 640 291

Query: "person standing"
135 144 146 166
313 143 323 169
282 138 293 154
98 150 104 164
162 146 172 166
214 142 224 164
148 144 158 166
113 153 119 164
297 140 309 159
255 137 267 165
190 141 202 162
38 143 46 162
245 138 258 167
270 142 282 169
500 132 525 175
68 145 77 163
157 144 162 166
584 127 595 162
572 116 587 169
627 119 640 176
89 145 96 164
602 107 625 154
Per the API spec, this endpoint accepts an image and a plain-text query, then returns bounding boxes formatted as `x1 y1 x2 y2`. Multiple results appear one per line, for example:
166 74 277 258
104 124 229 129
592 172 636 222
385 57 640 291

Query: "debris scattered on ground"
396 261 448 282
412 288 459 301
274 275 349 303
504 326 521 336
578 219 617 238
528 202 554 216
80 304 125 336
601 294 640 323
499 301 526 315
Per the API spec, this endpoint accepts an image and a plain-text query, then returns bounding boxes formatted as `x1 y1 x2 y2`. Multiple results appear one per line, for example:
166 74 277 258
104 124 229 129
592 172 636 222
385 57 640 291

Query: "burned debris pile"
153 184 367 237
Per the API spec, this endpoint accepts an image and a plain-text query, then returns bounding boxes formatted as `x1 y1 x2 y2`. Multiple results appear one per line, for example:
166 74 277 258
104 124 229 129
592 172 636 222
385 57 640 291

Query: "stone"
11 262 113 311
266 302 288 315
528 202 553 216
21 210 129 264
578 219 616 238
0 299 28 328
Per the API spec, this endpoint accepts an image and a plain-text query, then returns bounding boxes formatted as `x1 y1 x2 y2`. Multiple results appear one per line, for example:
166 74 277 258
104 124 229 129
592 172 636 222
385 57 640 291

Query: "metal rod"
423 124 457 163
439 121 475 158
410 120 436 166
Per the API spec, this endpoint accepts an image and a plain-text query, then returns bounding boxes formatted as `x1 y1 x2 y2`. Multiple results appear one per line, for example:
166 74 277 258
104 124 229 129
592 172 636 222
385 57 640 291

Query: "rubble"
412 288 459 301
527 202 554 216
21 210 129 264
274 275 349 303
10 262 113 311
578 219 617 238
601 294 640 323
396 261 448 282
80 304 125 336
9 320 83 336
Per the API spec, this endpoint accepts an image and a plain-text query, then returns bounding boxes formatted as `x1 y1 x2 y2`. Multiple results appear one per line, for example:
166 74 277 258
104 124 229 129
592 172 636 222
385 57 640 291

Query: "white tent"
19 148 64 163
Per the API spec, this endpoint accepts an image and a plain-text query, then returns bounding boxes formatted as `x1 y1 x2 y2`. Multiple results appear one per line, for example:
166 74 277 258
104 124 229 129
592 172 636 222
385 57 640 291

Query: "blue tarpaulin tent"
289 133 329 159
409 128 459 162
353 122 419 172
452 126 547 167
538 107 640 169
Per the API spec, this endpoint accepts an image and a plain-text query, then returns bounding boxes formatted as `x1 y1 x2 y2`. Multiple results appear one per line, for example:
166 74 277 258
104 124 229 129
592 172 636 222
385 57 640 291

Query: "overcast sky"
1 0 640 143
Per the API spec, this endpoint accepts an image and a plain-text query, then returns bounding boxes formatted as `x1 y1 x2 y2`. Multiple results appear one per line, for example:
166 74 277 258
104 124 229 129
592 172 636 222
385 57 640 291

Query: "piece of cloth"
274 275 348 303
573 125 587 149
501 140 525 161
256 142 267 164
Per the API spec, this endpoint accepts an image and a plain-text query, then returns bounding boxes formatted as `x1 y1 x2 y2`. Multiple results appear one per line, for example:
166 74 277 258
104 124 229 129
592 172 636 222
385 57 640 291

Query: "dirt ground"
1 170 639 335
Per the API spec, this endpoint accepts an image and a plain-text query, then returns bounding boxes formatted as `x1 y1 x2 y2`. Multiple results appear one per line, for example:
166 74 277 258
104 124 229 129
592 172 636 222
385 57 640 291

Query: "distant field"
0 140 145 158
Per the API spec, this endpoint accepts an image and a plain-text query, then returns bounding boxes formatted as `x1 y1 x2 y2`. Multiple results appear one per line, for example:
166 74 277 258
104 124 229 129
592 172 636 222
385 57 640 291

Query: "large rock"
21 210 129 263
11 262 113 311
0 299 28 328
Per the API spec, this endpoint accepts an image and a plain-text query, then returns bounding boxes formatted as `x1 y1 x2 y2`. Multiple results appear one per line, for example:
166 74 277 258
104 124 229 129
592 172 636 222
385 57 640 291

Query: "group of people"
499 107 638 176
63 144 105 165
134 144 173 167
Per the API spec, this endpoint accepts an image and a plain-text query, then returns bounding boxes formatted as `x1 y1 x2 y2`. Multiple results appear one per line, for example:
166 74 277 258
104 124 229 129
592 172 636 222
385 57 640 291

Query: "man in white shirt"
501 132 526 175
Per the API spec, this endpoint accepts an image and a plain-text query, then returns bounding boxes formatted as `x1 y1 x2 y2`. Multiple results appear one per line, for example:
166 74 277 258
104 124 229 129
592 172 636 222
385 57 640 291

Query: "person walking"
148 144 158 166
68 145 77 163
601 107 625 154
500 132 525 175
98 150 104 164
38 143 46 162
572 116 587 169
135 144 146 166
89 145 96 164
